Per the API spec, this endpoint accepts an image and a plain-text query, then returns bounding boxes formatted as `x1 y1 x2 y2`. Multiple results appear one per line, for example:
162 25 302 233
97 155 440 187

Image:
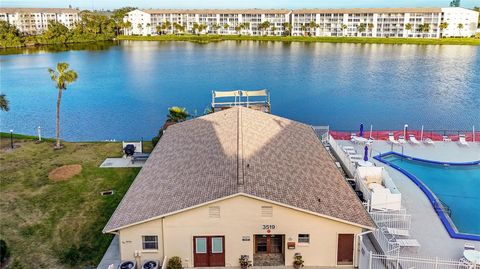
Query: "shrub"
0 239 10 262
167 256 183 269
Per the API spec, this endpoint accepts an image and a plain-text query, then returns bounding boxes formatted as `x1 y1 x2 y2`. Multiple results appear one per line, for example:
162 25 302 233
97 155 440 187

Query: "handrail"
161 256 168 269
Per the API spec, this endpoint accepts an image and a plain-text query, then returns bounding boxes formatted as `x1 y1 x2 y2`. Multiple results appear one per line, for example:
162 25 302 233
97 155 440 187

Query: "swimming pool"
375 152 480 241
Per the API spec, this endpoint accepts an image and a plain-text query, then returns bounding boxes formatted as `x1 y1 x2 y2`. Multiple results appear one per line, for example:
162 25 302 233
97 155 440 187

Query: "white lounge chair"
396 239 420 248
423 138 435 145
386 227 410 237
458 134 469 146
443 135 451 142
343 146 355 151
349 154 363 163
388 133 399 144
409 134 420 144
398 135 406 144
464 243 475 250
344 149 357 155
350 133 357 143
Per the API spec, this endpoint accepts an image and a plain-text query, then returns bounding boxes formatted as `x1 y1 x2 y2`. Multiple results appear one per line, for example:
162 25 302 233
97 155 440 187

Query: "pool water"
383 155 480 236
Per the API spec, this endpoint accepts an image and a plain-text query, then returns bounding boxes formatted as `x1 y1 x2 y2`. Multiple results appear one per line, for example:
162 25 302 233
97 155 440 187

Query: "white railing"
162 256 168 269
370 211 412 230
373 228 400 256
327 134 357 176
358 234 477 269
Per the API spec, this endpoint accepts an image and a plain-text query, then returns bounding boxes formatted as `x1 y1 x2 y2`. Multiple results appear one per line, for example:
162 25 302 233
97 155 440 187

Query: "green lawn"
117 34 480 45
0 134 144 268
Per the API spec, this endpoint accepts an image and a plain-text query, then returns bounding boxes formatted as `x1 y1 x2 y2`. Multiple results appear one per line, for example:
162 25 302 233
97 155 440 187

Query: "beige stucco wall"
119 217 164 264
117 194 365 267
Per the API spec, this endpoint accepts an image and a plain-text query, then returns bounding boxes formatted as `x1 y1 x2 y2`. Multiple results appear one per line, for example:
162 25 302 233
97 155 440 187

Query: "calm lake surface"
1 41 479 141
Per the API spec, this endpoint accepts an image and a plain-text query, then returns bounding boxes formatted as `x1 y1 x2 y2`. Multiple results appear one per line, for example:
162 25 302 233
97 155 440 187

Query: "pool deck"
337 140 480 258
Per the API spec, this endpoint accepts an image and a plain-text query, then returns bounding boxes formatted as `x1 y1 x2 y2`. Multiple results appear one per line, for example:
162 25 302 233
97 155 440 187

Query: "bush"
0 239 10 262
167 256 183 269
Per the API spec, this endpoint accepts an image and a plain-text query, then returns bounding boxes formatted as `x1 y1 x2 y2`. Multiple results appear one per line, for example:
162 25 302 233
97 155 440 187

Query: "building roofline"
103 192 375 233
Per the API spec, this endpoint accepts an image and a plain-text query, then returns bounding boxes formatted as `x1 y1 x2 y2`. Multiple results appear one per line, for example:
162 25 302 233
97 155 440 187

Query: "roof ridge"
237 107 245 191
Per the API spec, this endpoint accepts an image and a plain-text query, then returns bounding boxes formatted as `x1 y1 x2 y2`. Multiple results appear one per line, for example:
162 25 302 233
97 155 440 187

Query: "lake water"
1 41 479 141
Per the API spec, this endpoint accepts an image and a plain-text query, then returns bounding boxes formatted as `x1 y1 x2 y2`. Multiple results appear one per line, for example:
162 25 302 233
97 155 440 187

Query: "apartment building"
124 9 291 36
291 8 444 38
124 7 478 38
0 8 80 35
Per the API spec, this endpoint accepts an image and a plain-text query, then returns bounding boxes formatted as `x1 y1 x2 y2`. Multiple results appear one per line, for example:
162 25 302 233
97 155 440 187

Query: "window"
261 206 273 218
195 238 207 253
142 235 158 250
211 237 223 253
298 234 310 244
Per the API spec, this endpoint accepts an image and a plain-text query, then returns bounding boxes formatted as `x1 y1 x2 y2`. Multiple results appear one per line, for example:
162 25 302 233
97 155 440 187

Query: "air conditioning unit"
142 260 159 269
118 260 136 269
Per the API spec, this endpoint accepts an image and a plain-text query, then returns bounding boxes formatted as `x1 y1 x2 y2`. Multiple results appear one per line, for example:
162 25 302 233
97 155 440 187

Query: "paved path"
338 140 480 258
97 235 120 269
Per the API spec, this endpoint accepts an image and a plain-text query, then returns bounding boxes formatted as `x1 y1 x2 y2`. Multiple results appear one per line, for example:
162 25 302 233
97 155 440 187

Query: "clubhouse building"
103 107 374 267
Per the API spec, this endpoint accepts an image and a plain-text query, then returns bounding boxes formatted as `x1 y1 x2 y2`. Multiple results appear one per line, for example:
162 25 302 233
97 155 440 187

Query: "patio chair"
443 135 451 142
350 133 357 143
423 138 435 145
409 134 420 144
458 134 469 146
396 239 420 248
388 133 399 144
464 243 475 250
343 146 355 151
398 135 406 144
386 227 410 237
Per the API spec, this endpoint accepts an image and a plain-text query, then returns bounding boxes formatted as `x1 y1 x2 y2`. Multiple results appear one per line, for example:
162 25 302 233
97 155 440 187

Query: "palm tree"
300 24 307 36
308 21 317 36
192 22 199 34
146 23 151 34
124 21 132 35
167 107 189 123
340 24 347 36
260 21 271 36
368 23 374 33
457 23 464 36
137 23 143 34
282 22 292 36
0 94 9 112
223 23 229 32
357 23 366 36
48 63 78 148
163 21 172 34
439 22 448 37
241 22 250 35
271 25 277 36
156 25 162 35
405 23 413 37
234 25 242 35
212 23 221 34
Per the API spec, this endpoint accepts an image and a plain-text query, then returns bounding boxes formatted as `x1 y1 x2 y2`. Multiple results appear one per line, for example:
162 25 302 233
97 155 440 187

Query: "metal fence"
358 236 477 269
331 129 479 142
327 134 357 177
370 211 412 230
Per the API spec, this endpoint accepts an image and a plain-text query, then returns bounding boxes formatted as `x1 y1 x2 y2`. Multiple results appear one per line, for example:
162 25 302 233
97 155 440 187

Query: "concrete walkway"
97 235 121 269
338 140 480 258
100 157 145 168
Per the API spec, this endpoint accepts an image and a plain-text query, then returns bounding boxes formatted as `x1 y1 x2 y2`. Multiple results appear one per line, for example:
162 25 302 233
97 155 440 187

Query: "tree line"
0 7 136 48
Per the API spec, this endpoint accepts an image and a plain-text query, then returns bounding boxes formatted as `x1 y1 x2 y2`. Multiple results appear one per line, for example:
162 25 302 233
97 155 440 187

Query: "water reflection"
0 41 478 141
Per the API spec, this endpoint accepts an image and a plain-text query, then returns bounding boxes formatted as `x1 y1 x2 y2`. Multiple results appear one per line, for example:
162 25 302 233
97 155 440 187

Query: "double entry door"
193 236 225 267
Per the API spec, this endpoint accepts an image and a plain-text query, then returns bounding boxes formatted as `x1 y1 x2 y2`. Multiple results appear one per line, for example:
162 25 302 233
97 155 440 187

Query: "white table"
464 250 480 264
357 160 373 167
353 137 368 144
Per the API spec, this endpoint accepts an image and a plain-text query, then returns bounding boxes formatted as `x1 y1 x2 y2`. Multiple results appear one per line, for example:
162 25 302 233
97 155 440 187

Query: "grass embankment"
0 133 145 268
117 34 480 45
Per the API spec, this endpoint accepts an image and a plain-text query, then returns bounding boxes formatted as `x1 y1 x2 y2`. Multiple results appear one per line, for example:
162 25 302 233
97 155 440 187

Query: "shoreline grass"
0 135 144 268
117 34 480 46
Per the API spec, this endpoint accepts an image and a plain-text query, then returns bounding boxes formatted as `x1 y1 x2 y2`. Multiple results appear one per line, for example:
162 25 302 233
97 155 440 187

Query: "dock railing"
330 129 479 142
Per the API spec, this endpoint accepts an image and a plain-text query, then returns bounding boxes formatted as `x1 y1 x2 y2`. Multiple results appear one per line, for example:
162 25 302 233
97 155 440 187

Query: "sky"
1 0 479 10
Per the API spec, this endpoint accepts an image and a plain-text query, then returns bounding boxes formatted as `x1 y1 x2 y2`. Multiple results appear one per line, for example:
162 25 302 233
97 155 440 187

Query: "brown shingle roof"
104 107 374 232
0 7 80 14
292 7 442 14
140 9 290 15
